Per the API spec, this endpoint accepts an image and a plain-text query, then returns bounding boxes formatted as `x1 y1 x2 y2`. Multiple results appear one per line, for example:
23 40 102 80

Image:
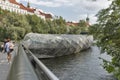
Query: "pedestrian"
9 41 14 53
4 38 14 63
3 39 7 53
1 44 4 52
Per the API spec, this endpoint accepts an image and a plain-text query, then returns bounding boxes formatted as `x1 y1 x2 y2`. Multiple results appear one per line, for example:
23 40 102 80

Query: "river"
41 46 116 80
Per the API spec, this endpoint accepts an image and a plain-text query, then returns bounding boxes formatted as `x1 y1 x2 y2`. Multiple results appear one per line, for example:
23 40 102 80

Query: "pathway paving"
0 52 11 80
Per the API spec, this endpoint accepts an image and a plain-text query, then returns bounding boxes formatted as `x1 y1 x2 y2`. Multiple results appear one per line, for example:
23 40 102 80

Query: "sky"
16 0 112 24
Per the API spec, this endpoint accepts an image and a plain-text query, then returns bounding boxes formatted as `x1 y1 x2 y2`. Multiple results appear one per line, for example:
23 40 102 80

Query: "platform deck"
0 52 11 80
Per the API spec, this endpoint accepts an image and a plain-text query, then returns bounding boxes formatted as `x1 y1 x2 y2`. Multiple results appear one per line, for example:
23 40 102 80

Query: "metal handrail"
7 44 39 80
22 44 59 80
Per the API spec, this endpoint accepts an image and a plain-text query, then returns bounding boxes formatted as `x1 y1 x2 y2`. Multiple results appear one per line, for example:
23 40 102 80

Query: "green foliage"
79 20 89 33
0 9 88 41
89 0 120 79
78 20 86 27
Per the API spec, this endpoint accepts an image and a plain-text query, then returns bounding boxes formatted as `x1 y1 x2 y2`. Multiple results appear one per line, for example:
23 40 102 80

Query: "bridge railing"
7 43 59 80
7 44 39 80
22 44 59 80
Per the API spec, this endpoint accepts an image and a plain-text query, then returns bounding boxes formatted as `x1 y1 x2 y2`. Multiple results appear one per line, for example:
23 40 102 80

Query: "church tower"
27 0 30 8
86 15 89 23
86 14 90 27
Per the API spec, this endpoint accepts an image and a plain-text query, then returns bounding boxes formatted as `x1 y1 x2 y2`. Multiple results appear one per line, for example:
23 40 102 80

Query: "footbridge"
0 43 59 80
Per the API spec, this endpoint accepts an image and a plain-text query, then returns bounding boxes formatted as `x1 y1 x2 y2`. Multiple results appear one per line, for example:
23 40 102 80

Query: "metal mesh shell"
23 33 93 58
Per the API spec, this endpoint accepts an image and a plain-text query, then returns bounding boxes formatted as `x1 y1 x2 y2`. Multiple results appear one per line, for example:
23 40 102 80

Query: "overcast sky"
17 0 111 24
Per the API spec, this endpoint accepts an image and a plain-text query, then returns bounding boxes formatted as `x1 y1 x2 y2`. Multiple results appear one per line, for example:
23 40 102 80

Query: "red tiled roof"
8 0 52 17
19 3 35 13
9 0 35 13
39 11 45 16
26 8 35 13
44 13 52 18
19 3 27 10
9 0 19 5
39 11 52 19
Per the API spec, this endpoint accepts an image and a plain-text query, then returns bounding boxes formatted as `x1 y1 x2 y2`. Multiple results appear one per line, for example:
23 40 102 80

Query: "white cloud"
16 0 20 2
19 0 71 7
89 14 98 24
18 0 112 24
71 0 111 24
19 0 111 8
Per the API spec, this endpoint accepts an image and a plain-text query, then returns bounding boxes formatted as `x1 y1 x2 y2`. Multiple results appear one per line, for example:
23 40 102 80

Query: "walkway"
0 52 10 80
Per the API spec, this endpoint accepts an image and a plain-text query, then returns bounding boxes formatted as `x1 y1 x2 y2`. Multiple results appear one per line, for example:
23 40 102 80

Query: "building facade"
0 0 52 20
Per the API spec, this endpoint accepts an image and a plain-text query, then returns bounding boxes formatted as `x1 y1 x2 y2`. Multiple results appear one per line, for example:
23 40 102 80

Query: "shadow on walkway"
0 52 10 80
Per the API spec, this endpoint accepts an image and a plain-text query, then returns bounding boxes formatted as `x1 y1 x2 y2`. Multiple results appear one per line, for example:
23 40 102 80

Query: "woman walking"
4 38 14 64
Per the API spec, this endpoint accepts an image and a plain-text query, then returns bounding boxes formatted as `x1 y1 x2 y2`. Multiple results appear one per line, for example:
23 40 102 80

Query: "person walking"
3 39 7 53
4 38 14 64
9 41 14 53
0 44 4 52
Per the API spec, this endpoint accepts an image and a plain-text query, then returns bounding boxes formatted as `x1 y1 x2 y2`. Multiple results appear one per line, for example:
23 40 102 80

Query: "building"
0 0 53 20
66 21 79 26
66 15 90 27
86 15 90 27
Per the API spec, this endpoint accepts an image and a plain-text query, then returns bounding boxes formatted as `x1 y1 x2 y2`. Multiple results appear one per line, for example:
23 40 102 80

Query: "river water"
41 46 116 80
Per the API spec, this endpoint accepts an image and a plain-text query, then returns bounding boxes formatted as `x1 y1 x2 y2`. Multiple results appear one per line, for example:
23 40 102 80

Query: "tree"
0 10 31 40
78 20 89 32
88 24 100 38
0 8 91 41
92 0 120 79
